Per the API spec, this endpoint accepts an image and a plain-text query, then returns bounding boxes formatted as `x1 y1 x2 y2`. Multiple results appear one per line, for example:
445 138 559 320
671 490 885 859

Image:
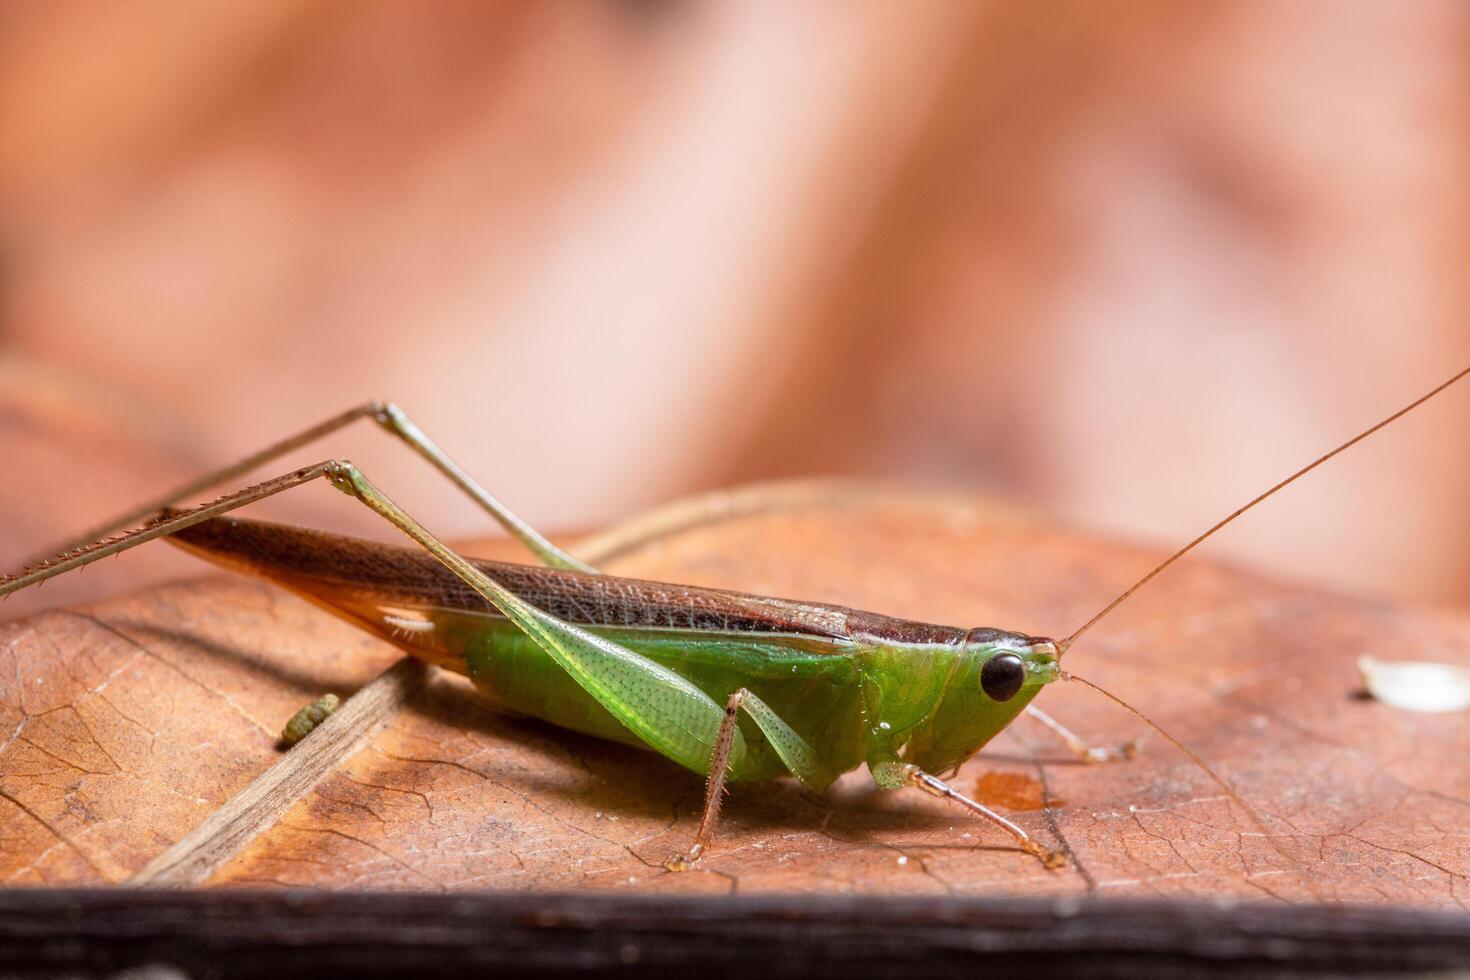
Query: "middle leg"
667 689 749 871
666 686 828 872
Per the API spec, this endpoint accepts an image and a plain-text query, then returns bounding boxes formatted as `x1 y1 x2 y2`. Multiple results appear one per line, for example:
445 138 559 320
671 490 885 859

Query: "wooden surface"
1 889 1469 979
1 481 1468 908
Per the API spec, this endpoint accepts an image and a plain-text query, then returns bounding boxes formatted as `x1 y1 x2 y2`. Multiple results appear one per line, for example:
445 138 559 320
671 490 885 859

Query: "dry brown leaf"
1 483 1468 906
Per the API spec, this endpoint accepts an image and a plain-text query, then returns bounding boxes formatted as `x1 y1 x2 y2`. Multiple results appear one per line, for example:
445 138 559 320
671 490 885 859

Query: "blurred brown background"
2 0 1468 618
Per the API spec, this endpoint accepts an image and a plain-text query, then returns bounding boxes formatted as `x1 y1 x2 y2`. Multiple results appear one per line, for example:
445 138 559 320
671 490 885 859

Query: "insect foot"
664 843 704 873
1085 737 1141 764
1025 840 1068 870
280 693 340 747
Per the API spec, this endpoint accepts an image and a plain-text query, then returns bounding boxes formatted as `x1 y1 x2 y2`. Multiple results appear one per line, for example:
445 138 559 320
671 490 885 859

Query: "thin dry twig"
127 658 429 887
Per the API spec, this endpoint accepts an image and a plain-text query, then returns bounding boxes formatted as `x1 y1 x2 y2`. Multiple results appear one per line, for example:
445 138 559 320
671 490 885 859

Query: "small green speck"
280 693 341 746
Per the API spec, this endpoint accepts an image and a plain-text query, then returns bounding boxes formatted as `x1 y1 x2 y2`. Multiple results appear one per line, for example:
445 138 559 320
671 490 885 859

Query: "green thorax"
862 630 1058 776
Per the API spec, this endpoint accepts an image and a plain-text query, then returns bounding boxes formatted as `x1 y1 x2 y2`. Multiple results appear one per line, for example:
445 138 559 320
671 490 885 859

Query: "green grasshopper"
3 367 1467 869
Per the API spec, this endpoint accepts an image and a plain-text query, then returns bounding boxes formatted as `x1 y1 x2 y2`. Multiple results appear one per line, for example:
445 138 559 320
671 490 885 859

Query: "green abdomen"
389 608 867 783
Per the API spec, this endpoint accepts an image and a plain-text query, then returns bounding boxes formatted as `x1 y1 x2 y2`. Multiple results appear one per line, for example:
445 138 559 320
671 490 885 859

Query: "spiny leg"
668 686 826 871
873 761 1064 868
1025 706 1138 763
668 689 747 872
19 401 591 573
2 464 341 596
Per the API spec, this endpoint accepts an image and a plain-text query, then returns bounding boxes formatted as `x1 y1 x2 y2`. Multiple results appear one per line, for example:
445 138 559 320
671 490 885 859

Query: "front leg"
871 760 1065 869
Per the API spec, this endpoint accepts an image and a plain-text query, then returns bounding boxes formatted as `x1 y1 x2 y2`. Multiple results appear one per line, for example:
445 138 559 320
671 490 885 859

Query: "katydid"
2 367 1467 871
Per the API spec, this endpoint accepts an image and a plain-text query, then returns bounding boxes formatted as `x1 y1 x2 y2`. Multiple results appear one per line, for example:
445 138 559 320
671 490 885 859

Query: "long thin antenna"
1063 670 1248 814
1058 364 1470 653
1063 669 1320 900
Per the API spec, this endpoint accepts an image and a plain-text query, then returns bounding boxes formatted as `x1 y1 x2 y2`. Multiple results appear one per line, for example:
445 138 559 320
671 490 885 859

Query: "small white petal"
1358 656 1470 713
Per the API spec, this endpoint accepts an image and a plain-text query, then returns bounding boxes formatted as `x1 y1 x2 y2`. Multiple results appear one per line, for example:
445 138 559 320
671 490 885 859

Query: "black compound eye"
980 653 1026 702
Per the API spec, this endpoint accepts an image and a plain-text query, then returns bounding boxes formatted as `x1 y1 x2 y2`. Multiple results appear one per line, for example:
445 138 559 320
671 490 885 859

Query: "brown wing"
167 515 966 645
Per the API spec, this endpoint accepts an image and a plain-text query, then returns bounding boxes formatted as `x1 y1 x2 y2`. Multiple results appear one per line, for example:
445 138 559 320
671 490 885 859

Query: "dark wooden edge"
0 890 1466 978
